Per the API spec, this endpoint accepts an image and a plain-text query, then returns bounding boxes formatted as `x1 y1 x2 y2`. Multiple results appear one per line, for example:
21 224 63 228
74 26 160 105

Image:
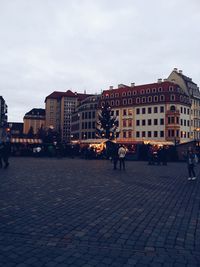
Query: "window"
136 108 140 114
123 99 127 105
160 131 164 137
122 92 126 97
123 120 126 127
154 131 158 137
170 94 175 101
142 97 146 103
128 98 132 104
136 120 140 126
160 118 164 125
158 87 162 92
154 107 158 113
154 96 158 102
142 131 146 137
142 120 146 126
111 100 114 106
128 109 133 116
160 95 165 101
148 107 152 114
123 109 127 116
154 119 158 125
160 106 164 113
142 108 146 114
123 131 126 138
148 119 152 126
115 93 119 97
136 131 140 138
148 96 152 102
127 91 131 96
180 107 183 113
148 131 151 137
116 100 120 106
136 98 140 104
128 120 132 127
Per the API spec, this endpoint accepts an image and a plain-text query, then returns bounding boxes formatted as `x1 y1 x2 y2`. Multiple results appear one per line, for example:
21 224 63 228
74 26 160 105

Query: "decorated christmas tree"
96 103 119 139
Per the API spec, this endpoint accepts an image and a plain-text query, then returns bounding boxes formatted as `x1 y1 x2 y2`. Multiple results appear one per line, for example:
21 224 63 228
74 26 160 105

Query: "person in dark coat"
0 140 10 169
111 144 119 170
187 147 197 180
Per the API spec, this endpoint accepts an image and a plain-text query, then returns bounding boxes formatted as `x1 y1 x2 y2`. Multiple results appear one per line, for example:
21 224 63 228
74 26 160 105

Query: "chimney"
179 70 183 74
157 78 162 83
118 84 125 88
173 68 178 72
163 78 168 82
131 82 135 87
109 86 113 90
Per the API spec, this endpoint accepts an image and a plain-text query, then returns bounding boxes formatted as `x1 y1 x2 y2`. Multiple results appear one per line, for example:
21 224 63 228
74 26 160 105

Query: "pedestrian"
118 144 126 170
187 147 197 180
111 144 119 170
0 139 10 169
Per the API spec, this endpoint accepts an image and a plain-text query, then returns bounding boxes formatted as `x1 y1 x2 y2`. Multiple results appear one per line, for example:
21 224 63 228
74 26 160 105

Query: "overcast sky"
0 0 200 122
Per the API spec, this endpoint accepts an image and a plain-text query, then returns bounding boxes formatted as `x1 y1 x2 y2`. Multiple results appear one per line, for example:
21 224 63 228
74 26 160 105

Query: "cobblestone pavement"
0 157 200 267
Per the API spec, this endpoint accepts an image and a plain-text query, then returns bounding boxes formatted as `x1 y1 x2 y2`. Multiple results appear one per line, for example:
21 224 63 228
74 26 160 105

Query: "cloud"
0 0 199 121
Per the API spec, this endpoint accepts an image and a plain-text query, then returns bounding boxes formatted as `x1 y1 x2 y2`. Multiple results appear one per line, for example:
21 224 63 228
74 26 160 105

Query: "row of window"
136 106 164 114
102 86 177 99
81 111 96 120
82 121 96 130
124 130 190 139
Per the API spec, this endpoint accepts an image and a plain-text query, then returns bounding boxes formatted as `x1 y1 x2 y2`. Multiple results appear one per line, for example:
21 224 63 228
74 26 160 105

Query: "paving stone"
0 158 200 266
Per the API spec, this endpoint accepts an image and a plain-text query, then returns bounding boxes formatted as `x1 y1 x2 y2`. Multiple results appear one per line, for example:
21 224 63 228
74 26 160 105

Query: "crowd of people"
1 138 199 182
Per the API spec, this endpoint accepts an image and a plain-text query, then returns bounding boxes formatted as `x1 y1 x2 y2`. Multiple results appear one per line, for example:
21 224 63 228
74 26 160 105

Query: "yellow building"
23 108 45 135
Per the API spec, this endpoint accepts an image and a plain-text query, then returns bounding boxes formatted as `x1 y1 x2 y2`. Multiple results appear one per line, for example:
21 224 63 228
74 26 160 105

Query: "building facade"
168 68 200 140
0 96 8 139
71 95 100 140
45 90 91 142
100 81 191 144
23 108 45 135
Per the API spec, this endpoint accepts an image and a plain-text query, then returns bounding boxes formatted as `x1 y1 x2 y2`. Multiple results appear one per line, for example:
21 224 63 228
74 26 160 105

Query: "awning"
10 138 42 144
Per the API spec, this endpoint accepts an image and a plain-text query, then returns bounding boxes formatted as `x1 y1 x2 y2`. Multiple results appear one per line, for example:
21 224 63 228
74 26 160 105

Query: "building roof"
24 108 45 117
45 90 92 102
102 81 181 95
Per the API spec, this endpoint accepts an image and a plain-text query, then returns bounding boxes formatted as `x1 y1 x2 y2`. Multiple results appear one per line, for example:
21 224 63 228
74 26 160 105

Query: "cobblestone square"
0 158 200 266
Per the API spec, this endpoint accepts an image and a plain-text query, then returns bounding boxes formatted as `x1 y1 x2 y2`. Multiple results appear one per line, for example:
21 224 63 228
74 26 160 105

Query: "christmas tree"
96 103 119 139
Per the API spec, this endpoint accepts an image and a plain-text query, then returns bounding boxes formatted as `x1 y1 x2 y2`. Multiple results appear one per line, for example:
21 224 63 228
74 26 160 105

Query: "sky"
0 0 200 122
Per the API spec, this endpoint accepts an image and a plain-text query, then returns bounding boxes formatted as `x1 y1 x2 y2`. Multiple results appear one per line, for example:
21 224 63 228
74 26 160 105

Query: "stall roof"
11 138 42 144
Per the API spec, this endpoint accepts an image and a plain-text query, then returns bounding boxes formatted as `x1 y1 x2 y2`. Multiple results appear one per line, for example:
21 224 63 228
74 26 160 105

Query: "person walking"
118 144 126 170
187 147 197 180
111 144 119 170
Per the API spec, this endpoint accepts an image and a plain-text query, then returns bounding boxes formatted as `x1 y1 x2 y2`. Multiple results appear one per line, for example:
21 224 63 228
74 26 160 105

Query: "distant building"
71 94 100 140
45 90 92 142
0 96 8 138
168 68 200 140
23 108 45 135
100 80 191 144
